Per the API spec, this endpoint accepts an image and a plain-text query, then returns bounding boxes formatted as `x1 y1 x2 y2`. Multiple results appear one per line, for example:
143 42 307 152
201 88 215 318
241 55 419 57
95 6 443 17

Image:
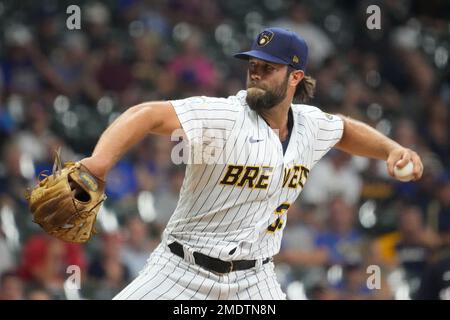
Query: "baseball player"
79 27 423 299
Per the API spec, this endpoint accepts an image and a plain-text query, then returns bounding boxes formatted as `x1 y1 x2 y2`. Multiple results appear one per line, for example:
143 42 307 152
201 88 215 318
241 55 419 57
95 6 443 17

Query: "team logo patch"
79 172 98 192
292 55 299 64
257 30 274 46
324 113 333 120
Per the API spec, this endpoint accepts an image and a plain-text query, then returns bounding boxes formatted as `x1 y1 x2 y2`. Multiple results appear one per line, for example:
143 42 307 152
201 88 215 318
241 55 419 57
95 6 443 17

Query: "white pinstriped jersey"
164 90 343 261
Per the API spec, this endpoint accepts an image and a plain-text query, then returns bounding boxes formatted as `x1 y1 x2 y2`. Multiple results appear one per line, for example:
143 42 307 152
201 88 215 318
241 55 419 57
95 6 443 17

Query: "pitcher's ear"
293 70 304 83
289 69 304 86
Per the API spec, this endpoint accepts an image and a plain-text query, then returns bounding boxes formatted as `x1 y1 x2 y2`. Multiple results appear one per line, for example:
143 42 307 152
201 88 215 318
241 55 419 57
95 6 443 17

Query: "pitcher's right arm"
80 101 181 179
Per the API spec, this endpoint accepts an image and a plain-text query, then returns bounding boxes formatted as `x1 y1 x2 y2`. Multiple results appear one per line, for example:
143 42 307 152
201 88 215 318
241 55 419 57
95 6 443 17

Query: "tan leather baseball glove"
25 150 106 243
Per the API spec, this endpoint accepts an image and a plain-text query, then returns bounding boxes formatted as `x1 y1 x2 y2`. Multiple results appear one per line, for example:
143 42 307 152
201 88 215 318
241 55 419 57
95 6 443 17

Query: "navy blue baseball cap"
234 27 309 71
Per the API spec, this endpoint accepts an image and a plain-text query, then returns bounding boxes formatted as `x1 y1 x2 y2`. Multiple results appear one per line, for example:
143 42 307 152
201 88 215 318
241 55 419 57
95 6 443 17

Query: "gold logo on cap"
293 55 299 63
258 30 274 47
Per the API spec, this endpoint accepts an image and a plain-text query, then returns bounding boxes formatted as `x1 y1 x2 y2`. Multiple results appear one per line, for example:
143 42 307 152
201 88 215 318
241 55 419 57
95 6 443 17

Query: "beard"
245 74 289 111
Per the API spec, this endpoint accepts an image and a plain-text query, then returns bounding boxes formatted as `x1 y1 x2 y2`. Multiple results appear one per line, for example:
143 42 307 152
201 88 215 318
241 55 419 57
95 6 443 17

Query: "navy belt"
168 241 271 274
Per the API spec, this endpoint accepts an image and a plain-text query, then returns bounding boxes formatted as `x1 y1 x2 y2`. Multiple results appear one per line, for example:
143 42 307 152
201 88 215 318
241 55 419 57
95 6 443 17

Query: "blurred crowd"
0 0 449 300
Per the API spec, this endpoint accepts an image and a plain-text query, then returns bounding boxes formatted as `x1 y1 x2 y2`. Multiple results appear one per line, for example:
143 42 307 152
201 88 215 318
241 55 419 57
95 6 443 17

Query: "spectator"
88 232 130 299
154 165 185 230
302 150 363 208
121 216 158 278
375 205 441 298
1 142 33 202
83 2 112 50
1 24 41 97
314 197 365 266
275 202 326 293
0 230 15 277
17 234 86 299
417 250 450 300
0 271 24 300
96 41 134 94
271 3 335 68
434 173 450 247
105 159 139 201
332 262 374 300
49 33 98 99
168 29 219 96
421 97 450 166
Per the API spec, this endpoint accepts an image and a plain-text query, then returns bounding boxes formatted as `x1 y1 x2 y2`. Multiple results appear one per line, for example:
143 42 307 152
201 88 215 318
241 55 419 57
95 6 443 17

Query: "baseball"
394 161 414 182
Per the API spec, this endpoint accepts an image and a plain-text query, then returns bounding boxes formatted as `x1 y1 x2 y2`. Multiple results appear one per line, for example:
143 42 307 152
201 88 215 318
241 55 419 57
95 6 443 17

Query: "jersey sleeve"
308 108 344 166
169 96 240 163
170 96 238 141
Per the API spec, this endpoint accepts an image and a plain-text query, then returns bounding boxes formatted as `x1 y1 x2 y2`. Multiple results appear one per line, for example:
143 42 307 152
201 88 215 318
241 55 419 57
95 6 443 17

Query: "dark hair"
288 67 316 103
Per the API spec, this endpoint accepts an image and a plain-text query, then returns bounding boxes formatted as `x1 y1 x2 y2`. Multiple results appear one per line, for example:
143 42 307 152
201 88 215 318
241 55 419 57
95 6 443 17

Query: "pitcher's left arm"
334 115 423 181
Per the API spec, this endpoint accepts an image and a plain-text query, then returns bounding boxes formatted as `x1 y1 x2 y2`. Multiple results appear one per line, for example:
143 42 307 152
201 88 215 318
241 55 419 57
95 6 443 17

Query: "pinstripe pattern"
116 91 343 299
115 248 286 299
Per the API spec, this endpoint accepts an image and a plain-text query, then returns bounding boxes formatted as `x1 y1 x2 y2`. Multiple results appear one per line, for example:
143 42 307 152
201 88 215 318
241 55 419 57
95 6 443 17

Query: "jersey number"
267 202 291 233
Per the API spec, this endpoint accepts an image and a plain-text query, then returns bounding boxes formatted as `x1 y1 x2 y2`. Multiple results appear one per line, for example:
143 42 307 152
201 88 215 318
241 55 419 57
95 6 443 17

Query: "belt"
168 241 271 274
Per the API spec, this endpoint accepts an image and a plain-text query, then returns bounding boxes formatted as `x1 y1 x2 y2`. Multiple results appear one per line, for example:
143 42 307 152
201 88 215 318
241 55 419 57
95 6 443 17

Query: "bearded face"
245 67 290 112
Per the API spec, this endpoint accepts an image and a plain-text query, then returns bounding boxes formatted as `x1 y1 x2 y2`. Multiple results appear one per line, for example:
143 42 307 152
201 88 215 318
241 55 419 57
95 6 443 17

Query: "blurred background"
0 0 449 300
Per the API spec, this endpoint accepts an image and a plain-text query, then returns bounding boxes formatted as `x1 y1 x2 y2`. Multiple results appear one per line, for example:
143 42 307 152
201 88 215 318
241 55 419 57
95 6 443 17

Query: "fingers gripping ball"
394 160 414 182
25 151 106 243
